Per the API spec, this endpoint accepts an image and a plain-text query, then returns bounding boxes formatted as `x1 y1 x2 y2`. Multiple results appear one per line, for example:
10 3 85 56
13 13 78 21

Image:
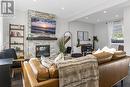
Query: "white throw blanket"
57 55 99 87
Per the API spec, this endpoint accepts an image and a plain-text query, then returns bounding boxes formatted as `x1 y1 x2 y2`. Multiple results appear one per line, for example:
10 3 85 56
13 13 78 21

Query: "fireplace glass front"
36 45 50 58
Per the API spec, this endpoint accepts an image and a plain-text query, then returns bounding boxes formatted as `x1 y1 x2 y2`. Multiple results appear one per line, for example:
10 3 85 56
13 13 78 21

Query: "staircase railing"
64 36 71 45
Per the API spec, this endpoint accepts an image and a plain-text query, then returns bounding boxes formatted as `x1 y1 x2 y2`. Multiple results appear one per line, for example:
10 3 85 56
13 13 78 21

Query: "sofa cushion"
73 46 81 53
112 51 126 60
102 46 116 54
93 52 113 64
54 53 64 63
49 64 59 78
93 49 103 54
29 58 49 82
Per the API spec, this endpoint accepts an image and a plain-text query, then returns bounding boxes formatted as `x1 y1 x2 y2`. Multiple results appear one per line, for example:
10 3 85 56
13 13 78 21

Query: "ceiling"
15 0 128 20
77 7 124 24
76 0 130 24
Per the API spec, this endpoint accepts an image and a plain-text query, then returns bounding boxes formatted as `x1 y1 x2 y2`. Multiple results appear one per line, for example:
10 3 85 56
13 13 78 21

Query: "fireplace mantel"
26 36 57 40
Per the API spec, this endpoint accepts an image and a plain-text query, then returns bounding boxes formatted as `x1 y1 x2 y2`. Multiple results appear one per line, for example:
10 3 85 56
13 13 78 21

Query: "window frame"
111 21 124 44
77 31 89 41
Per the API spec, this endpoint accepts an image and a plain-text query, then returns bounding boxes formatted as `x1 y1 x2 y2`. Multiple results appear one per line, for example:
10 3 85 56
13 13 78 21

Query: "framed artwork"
77 31 89 41
28 10 56 35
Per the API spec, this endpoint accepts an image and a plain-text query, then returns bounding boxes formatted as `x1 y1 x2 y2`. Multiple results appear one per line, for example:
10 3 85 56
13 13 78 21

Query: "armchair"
1 48 22 77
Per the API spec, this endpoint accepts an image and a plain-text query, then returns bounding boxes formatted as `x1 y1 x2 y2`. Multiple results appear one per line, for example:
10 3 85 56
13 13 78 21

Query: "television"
31 17 56 34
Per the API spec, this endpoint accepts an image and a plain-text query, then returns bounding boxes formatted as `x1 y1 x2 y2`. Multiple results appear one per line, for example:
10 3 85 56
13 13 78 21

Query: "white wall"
123 6 130 55
94 22 109 49
69 21 94 46
56 18 69 37
0 17 3 51
3 18 10 48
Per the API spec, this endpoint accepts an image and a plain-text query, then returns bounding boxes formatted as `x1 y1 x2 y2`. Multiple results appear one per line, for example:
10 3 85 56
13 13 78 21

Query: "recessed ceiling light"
103 11 107 13
85 17 89 19
115 14 119 17
61 7 65 10
97 19 100 22
33 0 36 2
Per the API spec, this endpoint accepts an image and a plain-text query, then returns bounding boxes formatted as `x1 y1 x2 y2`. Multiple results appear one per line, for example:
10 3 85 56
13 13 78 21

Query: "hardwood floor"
12 71 22 87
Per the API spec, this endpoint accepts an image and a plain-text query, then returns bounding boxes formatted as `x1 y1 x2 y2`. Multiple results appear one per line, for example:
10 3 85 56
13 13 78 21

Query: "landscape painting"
31 17 56 34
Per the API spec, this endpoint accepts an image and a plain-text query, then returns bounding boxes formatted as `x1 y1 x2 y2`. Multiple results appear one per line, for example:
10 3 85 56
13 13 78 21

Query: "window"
77 31 89 41
111 21 124 43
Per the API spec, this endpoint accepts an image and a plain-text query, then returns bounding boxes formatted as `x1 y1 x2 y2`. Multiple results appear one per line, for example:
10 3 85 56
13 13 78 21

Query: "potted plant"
76 38 80 47
93 36 99 50
57 37 66 54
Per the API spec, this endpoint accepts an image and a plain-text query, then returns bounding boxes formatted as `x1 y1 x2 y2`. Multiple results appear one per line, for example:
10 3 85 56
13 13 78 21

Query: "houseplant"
93 36 99 50
76 38 80 47
57 37 66 54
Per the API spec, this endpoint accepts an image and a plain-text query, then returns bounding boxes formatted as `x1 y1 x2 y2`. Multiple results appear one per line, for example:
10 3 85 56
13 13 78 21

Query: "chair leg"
12 69 14 78
121 80 123 87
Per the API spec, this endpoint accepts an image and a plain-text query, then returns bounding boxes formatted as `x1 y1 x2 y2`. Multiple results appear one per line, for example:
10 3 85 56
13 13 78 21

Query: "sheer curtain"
107 20 124 49
107 21 113 47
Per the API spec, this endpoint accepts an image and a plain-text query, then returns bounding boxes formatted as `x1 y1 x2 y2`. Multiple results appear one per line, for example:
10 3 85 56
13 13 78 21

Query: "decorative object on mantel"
93 36 99 50
28 33 34 37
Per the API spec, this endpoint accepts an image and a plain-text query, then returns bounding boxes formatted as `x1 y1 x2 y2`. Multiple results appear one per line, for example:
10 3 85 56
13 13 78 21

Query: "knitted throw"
57 55 99 87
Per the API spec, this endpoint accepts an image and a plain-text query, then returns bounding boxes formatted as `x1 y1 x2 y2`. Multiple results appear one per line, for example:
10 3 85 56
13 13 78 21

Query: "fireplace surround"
25 10 58 58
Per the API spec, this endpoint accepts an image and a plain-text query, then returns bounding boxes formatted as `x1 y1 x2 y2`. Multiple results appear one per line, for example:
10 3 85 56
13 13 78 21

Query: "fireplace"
36 45 50 58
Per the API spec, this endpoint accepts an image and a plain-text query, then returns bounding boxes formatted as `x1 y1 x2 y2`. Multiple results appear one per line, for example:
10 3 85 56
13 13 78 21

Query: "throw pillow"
41 56 54 68
93 51 113 64
112 51 126 60
102 46 116 54
73 46 81 53
93 49 103 54
29 58 49 82
49 64 59 78
54 53 64 63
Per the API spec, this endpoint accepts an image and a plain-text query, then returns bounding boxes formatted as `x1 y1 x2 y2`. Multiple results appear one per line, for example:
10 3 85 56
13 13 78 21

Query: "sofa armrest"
99 56 129 87
23 62 59 87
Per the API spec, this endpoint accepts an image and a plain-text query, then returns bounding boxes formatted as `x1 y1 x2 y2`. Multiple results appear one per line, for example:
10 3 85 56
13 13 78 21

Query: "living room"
0 0 130 87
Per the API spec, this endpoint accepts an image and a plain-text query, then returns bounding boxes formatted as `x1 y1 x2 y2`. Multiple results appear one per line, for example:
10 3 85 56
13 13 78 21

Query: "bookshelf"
9 24 24 58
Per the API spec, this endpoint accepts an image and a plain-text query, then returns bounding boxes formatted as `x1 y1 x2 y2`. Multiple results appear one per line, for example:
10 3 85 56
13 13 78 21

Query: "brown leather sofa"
23 56 129 87
22 62 59 87
99 56 129 87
